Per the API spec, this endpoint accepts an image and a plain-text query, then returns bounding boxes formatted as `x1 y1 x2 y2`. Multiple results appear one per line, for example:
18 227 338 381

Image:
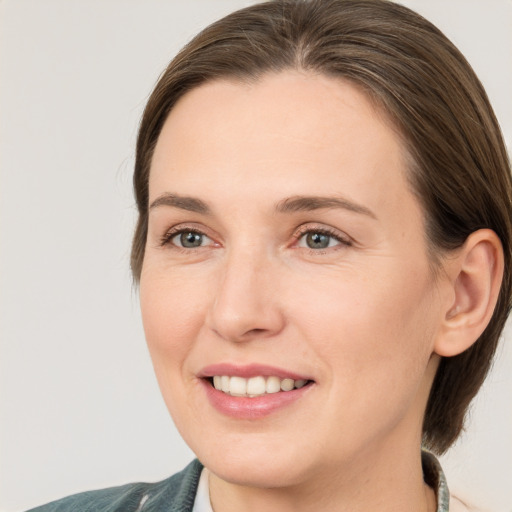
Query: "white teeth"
211 375 309 397
229 376 247 396
221 375 230 393
280 378 294 391
266 376 281 394
247 376 266 396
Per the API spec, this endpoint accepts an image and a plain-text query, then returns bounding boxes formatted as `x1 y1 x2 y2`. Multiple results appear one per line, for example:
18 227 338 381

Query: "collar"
191 450 450 512
422 449 450 512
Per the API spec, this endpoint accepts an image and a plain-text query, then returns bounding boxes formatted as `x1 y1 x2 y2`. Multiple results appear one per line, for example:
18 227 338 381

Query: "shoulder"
26 459 203 512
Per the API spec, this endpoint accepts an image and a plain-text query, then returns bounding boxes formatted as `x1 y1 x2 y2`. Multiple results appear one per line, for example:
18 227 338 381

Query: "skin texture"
140 72 502 512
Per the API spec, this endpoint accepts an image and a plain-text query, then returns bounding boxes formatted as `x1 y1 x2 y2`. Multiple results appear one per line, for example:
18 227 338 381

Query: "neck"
208 442 437 512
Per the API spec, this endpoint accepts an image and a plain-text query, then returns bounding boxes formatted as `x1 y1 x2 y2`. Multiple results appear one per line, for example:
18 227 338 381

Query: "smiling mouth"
207 375 313 398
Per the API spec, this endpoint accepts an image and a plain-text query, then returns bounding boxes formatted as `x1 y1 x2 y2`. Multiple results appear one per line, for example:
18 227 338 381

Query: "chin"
181 428 314 488
206 452 312 489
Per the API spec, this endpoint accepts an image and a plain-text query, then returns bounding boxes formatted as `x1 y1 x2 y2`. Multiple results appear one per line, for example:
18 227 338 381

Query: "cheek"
295 262 438 395
139 268 209 379
303 262 433 329
296 268 438 453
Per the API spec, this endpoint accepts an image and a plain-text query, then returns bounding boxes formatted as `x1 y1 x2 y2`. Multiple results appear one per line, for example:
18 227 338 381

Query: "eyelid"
292 224 353 248
159 223 219 248
157 222 352 251
171 231 213 248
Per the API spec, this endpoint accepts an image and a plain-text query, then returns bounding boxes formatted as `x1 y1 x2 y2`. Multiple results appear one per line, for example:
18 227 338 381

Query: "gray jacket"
27 451 450 511
27 460 203 512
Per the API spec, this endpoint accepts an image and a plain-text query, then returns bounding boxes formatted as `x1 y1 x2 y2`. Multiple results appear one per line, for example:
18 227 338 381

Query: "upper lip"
198 363 313 381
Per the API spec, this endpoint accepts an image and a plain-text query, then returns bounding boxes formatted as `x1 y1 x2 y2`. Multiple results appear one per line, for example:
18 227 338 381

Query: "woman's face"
140 72 447 487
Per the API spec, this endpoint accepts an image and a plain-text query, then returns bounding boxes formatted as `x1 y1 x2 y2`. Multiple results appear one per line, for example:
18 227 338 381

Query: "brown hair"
131 0 512 454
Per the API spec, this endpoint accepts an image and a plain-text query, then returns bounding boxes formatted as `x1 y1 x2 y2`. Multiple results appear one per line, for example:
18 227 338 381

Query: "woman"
28 0 511 511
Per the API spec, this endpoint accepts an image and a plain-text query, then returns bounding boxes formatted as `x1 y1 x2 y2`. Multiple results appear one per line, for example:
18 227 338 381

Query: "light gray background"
1 1 511 511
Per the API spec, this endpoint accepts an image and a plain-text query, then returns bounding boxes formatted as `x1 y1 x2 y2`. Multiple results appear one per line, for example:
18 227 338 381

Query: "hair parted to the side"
131 0 512 454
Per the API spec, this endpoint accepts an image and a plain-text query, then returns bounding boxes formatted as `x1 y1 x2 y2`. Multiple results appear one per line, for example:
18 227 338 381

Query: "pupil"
307 232 329 249
181 232 202 247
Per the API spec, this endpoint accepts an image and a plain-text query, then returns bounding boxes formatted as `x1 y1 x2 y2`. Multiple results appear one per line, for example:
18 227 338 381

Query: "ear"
434 229 504 357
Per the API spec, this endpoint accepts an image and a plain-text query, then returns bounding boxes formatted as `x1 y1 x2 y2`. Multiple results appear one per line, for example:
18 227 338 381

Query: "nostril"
247 328 266 335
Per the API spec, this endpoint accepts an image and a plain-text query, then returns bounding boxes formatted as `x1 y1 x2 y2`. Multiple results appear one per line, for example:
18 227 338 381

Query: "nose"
206 248 286 343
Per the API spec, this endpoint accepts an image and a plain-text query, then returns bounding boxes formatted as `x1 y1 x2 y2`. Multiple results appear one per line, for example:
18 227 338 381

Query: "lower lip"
200 379 313 420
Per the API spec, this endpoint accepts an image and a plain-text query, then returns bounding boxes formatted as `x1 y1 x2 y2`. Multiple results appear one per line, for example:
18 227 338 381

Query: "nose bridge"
208 243 283 342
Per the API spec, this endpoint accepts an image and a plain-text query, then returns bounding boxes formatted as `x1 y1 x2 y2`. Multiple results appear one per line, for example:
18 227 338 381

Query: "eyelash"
159 226 210 249
159 225 352 252
294 226 352 251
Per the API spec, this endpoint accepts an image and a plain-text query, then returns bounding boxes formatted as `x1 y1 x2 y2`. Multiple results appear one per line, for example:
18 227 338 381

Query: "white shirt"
191 465 475 512
192 468 214 512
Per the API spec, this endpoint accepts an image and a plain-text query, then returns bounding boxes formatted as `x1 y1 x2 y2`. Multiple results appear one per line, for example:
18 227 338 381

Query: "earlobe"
435 229 504 357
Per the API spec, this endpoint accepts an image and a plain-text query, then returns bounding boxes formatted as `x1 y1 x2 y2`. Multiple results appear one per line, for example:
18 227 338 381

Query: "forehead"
149 71 419 225
153 72 399 164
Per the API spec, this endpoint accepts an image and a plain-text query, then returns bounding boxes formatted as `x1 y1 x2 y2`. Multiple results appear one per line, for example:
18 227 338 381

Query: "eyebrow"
149 193 210 214
276 195 377 219
149 192 376 219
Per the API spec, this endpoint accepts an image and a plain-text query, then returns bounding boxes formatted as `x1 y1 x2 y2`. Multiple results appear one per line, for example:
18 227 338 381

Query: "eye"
162 229 214 249
296 228 350 250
